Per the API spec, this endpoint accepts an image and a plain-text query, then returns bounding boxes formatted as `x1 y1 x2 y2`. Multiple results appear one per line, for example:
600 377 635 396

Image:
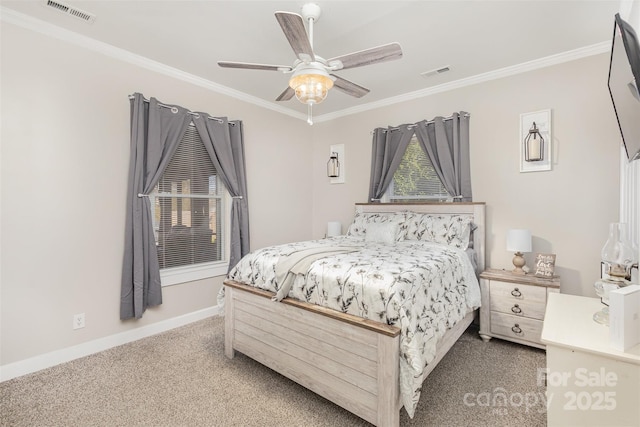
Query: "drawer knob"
511 324 523 335
511 304 522 314
511 288 522 297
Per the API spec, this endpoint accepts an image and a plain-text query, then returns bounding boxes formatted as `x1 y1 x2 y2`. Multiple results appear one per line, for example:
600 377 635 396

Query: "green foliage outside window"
392 139 449 198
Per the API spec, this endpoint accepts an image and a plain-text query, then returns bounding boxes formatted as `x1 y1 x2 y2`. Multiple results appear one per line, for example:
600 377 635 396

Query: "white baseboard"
0 305 221 382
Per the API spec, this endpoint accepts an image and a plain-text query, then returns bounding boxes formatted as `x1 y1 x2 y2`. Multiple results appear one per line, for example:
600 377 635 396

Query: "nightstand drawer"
490 280 546 305
490 291 546 319
490 311 543 344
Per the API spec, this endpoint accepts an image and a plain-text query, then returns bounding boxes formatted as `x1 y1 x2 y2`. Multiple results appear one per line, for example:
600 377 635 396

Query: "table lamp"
507 229 532 274
327 221 342 237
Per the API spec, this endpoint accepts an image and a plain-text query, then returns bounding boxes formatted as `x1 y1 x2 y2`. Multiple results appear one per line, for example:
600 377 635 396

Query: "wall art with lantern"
328 143 345 184
519 109 552 173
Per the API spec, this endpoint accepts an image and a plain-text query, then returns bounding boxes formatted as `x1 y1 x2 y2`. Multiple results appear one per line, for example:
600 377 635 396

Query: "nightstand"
479 268 560 349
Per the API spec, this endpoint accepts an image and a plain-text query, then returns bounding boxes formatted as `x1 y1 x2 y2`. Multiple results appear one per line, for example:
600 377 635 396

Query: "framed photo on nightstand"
534 253 556 278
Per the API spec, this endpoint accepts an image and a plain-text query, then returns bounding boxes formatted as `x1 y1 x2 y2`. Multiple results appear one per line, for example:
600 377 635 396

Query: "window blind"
389 137 450 200
151 125 224 269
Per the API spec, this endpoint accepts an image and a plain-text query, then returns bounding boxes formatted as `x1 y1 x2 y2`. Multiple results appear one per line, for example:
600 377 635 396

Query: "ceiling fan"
218 3 403 124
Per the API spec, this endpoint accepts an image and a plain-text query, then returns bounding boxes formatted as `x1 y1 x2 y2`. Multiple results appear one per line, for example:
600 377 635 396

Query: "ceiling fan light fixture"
218 3 403 125
288 65 334 105
290 73 333 104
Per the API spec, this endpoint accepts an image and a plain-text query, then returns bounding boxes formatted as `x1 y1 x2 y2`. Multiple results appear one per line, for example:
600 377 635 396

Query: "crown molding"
0 6 307 122
313 41 611 123
2 6 610 125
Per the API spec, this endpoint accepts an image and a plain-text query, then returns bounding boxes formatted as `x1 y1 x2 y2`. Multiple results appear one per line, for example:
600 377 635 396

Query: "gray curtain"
192 116 250 272
414 112 472 201
121 94 192 320
368 124 415 202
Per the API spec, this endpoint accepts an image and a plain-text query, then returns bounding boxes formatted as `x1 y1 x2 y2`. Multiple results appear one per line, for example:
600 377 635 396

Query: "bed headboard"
355 202 486 273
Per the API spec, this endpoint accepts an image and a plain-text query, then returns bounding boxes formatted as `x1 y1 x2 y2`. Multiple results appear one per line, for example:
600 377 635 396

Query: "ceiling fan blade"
330 74 370 98
275 11 315 62
276 86 295 101
328 42 403 71
218 61 292 72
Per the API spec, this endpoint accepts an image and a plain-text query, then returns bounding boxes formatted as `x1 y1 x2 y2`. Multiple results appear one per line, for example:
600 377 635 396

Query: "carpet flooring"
0 316 547 426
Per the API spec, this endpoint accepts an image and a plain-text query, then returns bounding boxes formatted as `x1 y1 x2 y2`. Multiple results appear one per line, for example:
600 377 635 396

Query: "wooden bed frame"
223 203 485 427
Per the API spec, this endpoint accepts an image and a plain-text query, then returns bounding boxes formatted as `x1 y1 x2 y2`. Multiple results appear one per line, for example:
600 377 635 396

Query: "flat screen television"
608 13 640 162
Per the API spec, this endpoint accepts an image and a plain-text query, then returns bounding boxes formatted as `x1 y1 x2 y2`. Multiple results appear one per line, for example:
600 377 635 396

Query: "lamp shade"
601 222 636 279
327 221 342 237
506 229 532 253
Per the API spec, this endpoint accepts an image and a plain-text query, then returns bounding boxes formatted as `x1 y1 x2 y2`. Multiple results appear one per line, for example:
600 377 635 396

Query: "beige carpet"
0 316 546 426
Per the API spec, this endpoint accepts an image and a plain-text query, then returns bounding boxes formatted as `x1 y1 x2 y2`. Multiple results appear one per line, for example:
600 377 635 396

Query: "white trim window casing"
150 124 230 286
386 136 451 202
156 193 231 286
159 246 229 286
620 147 640 283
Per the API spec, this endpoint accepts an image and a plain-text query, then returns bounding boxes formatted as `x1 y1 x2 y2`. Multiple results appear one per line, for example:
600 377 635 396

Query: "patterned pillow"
346 212 406 241
404 213 473 249
403 212 422 240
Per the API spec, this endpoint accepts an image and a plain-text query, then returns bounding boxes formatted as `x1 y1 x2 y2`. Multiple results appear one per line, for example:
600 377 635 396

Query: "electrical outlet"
73 313 85 330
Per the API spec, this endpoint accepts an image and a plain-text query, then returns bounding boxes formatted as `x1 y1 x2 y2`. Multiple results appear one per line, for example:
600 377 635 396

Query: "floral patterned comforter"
226 235 481 417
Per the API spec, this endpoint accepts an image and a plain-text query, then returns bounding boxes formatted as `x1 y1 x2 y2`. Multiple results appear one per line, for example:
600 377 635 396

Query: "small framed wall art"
519 109 552 173
534 253 556 278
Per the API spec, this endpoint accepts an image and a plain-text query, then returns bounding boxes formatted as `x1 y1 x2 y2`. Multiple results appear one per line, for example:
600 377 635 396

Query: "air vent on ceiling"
420 66 451 78
43 0 96 23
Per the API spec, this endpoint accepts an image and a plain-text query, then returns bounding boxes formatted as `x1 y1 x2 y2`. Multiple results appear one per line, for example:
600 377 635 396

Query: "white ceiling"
2 0 624 120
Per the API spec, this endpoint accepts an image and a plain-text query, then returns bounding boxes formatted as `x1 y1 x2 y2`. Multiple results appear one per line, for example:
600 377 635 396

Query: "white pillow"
364 222 398 245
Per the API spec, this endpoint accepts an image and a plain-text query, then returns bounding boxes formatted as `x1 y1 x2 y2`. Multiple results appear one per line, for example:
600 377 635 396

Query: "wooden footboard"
224 279 401 426
224 279 476 427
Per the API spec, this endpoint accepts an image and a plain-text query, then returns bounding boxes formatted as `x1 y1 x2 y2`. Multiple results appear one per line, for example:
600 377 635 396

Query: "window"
150 124 227 284
387 136 450 201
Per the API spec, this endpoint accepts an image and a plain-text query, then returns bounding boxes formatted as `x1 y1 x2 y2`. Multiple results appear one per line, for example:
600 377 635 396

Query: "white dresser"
479 268 560 349
541 293 640 427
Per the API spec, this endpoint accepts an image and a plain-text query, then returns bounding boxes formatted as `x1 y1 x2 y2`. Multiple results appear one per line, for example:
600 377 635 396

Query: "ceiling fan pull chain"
307 103 314 125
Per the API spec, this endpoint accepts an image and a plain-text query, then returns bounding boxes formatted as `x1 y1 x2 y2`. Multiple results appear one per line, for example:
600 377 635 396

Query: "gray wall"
0 23 622 368
310 53 621 297
0 23 312 365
